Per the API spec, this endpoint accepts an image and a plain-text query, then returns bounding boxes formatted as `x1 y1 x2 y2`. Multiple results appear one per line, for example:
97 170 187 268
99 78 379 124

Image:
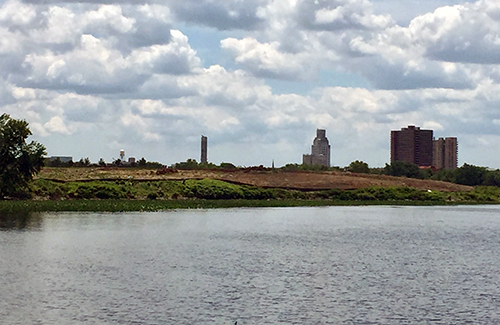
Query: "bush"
147 193 158 200
348 160 370 174
220 162 237 170
183 179 244 199
66 182 126 199
241 186 275 199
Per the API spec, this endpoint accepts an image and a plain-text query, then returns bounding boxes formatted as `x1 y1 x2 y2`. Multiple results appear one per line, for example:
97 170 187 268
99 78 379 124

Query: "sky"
3 0 500 168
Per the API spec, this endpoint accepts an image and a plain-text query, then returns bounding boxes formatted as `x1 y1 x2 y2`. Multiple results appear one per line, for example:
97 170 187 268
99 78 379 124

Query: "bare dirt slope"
38 168 472 192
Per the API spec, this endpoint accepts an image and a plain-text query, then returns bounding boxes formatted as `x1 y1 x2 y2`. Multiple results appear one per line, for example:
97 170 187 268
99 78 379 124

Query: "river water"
1 205 500 324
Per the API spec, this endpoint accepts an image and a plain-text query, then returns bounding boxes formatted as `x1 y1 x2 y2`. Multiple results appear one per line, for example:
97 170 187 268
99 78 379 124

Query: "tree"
219 162 237 170
348 160 370 173
454 163 486 186
482 169 500 187
77 157 91 167
0 114 46 198
383 161 423 179
173 159 199 170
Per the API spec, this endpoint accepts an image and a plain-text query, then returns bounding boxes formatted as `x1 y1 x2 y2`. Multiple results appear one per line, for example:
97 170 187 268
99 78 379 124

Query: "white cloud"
0 0 37 26
2 0 500 168
130 30 201 75
301 0 393 30
20 34 139 92
221 37 315 80
178 65 271 108
14 23 197 93
44 116 71 134
407 2 500 64
423 121 444 131
83 5 135 34
216 0 500 91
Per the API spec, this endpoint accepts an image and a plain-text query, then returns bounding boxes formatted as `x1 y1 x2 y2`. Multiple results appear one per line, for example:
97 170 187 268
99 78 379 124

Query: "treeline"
45 156 500 188
45 157 163 168
28 178 500 203
260 160 500 188
171 159 238 170
380 161 500 187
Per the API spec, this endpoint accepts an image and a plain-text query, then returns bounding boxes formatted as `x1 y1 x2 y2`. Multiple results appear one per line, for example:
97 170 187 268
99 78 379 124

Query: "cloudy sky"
3 0 500 168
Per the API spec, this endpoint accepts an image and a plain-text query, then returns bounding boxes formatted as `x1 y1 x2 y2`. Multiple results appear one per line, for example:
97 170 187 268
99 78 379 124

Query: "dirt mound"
38 168 472 192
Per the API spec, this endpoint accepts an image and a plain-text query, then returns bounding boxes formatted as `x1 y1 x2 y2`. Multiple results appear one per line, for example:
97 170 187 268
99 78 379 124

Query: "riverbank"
2 178 499 212
27 178 498 201
37 167 473 192
1 169 497 212
1 198 497 213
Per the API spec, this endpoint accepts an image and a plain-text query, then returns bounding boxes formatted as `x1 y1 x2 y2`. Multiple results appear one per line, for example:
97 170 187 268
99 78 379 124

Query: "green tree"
173 159 199 170
0 114 46 198
145 161 164 169
348 160 370 173
137 157 147 167
383 161 424 179
454 163 487 186
281 163 300 171
482 170 500 187
219 162 237 170
77 157 91 167
432 168 456 183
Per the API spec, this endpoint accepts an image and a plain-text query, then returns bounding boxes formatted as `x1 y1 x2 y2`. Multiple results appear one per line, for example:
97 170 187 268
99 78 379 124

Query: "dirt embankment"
38 168 473 192
217 171 472 192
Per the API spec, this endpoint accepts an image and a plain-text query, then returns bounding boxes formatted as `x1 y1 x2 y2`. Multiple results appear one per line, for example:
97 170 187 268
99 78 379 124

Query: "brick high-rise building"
433 137 458 170
391 125 433 167
303 129 331 167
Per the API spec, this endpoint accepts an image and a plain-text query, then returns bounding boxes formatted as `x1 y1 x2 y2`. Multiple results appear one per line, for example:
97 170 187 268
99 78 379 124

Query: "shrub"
241 186 275 199
183 179 244 199
348 160 370 174
66 182 125 199
147 193 158 200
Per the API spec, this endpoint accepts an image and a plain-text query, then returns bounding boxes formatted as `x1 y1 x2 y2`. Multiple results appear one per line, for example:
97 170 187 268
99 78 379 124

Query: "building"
49 156 73 163
201 135 208 164
391 125 433 167
433 137 458 170
303 129 331 167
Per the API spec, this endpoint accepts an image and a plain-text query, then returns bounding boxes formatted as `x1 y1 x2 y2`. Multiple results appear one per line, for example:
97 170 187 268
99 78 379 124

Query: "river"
1 205 500 324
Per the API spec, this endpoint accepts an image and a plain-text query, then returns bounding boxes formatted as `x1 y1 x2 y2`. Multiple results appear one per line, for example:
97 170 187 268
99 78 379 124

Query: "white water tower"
120 149 125 161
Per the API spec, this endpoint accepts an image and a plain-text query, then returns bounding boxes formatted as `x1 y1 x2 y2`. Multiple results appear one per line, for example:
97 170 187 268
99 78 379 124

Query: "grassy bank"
29 178 500 201
0 178 497 212
0 198 493 213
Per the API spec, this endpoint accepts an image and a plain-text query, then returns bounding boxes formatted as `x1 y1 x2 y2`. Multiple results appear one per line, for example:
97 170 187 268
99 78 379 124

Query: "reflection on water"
0 212 43 230
1 205 500 324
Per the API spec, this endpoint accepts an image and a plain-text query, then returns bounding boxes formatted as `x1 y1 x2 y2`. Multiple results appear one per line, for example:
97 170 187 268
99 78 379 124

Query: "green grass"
0 198 497 213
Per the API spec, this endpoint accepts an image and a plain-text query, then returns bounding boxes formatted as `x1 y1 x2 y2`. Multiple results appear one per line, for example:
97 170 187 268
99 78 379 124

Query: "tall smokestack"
201 135 208 164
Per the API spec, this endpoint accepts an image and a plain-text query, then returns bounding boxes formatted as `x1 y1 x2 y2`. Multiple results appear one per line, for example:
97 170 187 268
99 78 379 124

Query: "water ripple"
1 206 500 323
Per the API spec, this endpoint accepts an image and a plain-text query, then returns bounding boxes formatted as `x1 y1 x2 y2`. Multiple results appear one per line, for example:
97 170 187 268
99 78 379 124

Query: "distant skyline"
3 0 500 168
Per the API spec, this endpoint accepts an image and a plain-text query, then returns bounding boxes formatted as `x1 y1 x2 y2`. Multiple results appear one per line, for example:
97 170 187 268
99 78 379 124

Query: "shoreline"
2 176 499 213
0 199 496 213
